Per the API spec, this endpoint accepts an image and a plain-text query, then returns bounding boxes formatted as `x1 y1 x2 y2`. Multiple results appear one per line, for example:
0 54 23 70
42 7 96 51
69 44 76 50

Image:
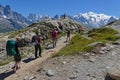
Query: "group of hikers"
5 26 83 72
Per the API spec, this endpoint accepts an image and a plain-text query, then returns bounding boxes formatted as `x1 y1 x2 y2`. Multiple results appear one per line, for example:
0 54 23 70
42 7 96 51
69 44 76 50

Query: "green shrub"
88 27 118 35
83 46 95 52
53 35 93 57
0 60 10 66
54 27 120 57
106 36 120 41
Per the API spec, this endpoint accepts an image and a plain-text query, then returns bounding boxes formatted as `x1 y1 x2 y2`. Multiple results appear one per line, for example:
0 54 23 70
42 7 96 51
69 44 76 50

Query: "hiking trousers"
34 44 41 58
52 38 57 48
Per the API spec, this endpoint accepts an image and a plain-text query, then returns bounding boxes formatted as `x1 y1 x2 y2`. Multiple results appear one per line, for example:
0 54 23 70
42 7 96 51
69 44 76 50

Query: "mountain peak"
5 5 11 10
72 12 118 28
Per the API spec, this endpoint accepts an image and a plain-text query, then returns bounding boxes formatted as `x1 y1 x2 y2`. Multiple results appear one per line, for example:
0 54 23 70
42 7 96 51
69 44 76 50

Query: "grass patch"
83 46 95 52
0 57 13 66
88 27 120 42
0 60 10 66
53 27 120 57
53 35 93 57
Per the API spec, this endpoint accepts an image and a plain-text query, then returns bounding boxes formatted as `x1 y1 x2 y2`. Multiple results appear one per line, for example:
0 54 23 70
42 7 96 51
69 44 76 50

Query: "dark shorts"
67 34 70 37
14 54 21 62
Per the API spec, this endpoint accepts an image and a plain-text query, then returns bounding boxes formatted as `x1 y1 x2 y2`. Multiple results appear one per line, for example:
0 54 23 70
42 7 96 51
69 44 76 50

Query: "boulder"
106 67 120 80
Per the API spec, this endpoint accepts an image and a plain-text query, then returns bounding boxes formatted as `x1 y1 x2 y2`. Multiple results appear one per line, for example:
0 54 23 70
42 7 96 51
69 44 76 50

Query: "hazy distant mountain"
71 12 118 28
0 4 31 33
27 13 50 22
32 12 118 28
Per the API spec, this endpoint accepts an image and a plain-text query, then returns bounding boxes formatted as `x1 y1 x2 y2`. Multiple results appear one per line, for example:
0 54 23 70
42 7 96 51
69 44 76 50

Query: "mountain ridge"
27 12 118 28
0 4 119 33
0 4 31 33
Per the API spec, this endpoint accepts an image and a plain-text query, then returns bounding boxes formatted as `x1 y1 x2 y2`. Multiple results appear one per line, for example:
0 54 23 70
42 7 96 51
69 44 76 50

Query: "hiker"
58 22 63 31
78 27 83 34
6 37 21 72
66 29 70 42
51 28 58 48
31 32 42 58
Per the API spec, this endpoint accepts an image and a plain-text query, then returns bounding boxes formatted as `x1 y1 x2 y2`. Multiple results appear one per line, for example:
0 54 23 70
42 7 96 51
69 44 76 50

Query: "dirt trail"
3 35 74 80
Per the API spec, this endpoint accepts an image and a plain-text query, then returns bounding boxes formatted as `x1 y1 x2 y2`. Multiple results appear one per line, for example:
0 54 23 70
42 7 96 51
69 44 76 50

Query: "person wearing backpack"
78 26 83 34
6 37 21 72
51 28 58 48
31 32 42 58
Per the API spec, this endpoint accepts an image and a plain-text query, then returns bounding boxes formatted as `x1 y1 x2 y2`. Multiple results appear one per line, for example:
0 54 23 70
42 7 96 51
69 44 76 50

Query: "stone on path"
106 67 120 80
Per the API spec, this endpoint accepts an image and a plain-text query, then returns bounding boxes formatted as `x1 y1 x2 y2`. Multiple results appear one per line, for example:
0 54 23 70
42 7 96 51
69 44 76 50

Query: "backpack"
52 30 57 37
37 36 42 43
6 40 17 56
31 35 41 45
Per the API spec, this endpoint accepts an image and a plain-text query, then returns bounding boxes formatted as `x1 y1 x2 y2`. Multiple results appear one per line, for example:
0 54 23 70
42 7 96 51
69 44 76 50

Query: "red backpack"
52 30 57 38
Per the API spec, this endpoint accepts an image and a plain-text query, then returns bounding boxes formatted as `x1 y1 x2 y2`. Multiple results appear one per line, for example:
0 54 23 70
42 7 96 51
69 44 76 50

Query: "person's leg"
68 35 70 41
35 45 38 58
13 62 17 72
54 38 57 46
13 54 21 72
52 39 55 48
66 35 68 42
38 44 42 57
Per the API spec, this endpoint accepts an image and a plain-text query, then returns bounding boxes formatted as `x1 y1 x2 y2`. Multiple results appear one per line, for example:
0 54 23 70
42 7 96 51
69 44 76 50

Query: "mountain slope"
0 4 31 33
104 19 120 33
7 18 89 40
27 18 89 34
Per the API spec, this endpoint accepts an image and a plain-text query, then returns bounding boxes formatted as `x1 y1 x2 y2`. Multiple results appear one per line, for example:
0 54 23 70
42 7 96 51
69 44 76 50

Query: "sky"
0 0 120 18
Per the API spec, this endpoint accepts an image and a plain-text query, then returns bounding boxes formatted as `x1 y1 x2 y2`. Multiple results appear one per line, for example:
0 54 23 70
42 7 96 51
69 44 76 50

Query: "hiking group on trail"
5 26 84 73
5 28 59 72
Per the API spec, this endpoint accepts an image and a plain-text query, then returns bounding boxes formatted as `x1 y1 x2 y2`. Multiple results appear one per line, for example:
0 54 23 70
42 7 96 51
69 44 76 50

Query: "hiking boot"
39 55 42 57
12 66 15 69
12 66 21 72
16 66 21 70
35 57 38 58
12 67 17 72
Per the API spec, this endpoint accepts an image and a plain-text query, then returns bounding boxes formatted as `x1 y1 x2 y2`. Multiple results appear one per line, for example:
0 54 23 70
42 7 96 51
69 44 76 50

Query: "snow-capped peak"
72 12 118 28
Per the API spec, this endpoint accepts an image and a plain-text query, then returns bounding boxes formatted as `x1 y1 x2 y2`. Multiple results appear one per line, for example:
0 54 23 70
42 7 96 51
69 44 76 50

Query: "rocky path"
1 34 120 80
0 35 74 80
28 39 120 80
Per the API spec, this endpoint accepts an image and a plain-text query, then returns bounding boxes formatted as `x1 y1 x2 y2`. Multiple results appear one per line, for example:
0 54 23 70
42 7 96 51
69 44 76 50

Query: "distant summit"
28 12 118 28
27 13 50 22
72 12 118 28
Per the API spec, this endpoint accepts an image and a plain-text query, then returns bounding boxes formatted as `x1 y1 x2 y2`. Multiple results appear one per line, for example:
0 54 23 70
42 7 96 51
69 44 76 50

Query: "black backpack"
31 35 38 45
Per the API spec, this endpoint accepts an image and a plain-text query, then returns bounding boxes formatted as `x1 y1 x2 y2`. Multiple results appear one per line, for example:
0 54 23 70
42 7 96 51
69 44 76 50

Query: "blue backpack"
6 40 17 56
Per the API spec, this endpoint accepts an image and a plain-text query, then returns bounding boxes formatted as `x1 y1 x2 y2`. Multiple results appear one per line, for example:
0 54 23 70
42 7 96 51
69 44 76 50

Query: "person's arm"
16 42 22 52
18 47 21 51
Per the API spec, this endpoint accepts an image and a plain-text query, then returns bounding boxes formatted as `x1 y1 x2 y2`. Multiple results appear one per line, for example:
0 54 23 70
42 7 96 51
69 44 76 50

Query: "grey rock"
107 67 120 80
46 70 55 77
99 50 106 54
69 75 77 79
62 61 67 65
111 51 117 56
29 76 36 80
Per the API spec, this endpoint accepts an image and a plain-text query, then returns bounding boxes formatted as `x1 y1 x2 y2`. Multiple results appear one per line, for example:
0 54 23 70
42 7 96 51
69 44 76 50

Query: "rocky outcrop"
106 68 120 80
